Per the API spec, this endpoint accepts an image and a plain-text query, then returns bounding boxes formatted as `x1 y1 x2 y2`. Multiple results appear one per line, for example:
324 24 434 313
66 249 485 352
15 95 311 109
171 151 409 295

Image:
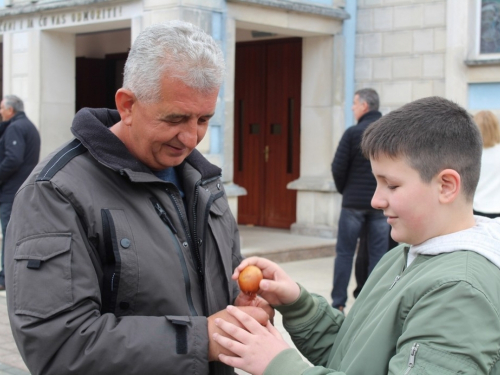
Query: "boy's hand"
213 305 290 375
207 306 269 361
233 257 300 306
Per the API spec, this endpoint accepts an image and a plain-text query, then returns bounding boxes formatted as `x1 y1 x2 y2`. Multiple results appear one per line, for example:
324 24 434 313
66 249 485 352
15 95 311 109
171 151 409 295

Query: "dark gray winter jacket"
0 111 40 203
331 111 382 209
5 108 242 375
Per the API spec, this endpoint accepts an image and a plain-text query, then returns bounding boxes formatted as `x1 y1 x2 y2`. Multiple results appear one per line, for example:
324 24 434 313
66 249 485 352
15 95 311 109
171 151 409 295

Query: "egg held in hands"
238 265 263 296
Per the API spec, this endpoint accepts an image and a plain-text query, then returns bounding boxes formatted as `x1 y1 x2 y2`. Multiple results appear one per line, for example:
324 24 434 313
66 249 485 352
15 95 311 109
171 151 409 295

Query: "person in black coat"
0 95 40 290
330 88 390 311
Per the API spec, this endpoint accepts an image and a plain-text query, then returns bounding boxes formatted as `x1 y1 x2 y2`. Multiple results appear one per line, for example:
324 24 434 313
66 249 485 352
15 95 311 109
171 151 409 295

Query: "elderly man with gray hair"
0 95 40 291
5 21 269 375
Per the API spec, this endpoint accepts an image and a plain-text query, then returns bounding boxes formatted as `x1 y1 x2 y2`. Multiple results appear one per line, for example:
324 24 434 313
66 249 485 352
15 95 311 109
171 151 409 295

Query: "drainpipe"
343 0 357 128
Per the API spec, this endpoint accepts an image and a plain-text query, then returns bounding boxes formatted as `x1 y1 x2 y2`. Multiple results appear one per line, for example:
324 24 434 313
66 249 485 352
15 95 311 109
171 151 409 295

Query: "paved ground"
0 226 354 374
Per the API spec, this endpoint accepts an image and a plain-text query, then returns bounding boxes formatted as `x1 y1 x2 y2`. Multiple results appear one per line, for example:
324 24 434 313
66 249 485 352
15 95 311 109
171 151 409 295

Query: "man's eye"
167 119 183 124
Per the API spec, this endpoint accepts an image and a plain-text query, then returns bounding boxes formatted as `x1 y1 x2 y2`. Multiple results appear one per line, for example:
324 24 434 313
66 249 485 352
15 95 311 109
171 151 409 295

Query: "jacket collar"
0 112 27 138
357 110 382 124
71 107 221 181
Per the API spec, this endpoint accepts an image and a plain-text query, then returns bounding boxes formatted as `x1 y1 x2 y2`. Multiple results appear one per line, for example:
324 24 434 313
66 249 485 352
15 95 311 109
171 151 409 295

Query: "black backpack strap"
37 139 87 182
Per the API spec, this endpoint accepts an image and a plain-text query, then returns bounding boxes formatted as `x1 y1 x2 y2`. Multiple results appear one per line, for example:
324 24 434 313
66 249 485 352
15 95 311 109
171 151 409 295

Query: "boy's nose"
371 188 387 210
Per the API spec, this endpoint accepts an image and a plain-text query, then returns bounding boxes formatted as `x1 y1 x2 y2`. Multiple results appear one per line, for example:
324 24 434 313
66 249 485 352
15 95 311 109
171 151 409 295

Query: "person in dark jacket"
0 95 40 290
330 88 389 311
5 21 269 375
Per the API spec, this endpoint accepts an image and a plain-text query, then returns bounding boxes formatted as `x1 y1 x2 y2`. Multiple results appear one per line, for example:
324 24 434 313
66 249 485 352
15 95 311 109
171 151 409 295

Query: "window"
480 0 500 54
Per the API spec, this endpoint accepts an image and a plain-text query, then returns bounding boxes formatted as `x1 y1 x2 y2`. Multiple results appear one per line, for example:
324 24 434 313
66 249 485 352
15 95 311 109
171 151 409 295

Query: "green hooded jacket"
267 221 500 375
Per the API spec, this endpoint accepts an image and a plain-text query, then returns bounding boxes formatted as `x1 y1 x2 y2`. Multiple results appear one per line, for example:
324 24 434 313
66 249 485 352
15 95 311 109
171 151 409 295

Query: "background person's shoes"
0 284 5 291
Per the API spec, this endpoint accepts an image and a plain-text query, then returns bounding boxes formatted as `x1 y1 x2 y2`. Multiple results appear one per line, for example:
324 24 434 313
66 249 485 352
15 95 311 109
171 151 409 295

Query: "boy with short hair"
213 97 500 375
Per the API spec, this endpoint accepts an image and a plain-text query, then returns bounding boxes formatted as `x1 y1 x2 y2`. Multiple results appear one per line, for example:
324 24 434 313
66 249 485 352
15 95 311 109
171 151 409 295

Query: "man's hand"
207 306 269 361
234 293 275 323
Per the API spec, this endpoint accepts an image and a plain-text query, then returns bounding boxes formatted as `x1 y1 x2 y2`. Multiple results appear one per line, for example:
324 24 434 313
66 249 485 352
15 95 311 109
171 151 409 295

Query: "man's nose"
178 121 198 148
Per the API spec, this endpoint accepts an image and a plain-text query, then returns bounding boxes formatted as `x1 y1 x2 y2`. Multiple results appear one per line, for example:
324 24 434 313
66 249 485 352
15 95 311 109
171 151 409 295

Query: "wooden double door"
234 38 302 228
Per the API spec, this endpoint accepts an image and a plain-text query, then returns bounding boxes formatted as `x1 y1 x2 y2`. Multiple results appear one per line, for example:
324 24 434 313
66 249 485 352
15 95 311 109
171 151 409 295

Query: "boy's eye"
388 185 398 190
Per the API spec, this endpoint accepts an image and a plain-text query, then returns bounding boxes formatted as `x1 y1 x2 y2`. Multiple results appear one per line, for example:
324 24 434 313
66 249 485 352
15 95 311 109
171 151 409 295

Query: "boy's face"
371 154 440 245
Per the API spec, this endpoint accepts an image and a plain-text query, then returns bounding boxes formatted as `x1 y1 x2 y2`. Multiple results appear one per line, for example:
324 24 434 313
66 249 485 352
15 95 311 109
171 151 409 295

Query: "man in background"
0 95 40 290
330 88 389 311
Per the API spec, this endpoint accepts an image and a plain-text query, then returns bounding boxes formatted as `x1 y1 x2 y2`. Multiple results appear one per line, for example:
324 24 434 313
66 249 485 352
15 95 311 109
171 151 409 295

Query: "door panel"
234 43 266 225
234 38 302 228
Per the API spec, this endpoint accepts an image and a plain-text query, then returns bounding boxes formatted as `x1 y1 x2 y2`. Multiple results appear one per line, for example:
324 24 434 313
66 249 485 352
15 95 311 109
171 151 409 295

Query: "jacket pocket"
13 233 73 319
404 342 478 374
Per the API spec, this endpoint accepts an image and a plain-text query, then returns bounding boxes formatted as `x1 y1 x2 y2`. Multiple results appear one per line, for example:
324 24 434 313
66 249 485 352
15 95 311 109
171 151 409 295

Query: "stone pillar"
2 29 75 158
221 15 246 217
39 31 75 157
445 0 468 106
288 35 343 238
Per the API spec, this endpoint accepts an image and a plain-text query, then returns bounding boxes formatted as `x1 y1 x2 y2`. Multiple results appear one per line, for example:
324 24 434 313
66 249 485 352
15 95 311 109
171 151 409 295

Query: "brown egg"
238 265 263 295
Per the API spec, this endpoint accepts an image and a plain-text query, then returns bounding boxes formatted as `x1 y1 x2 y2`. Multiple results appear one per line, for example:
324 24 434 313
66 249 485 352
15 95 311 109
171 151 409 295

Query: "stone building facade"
354 0 500 120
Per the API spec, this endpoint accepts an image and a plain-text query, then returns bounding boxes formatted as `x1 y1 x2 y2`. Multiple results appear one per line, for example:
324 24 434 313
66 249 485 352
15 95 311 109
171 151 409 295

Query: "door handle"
264 145 269 163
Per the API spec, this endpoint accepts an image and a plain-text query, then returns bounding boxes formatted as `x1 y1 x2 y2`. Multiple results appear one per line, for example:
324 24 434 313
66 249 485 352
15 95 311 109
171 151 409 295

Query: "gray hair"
355 88 379 112
123 20 225 103
2 95 24 113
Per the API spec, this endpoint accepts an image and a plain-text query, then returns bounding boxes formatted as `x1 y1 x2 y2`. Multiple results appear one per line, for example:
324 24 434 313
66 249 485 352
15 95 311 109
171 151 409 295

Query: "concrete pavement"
0 226 354 374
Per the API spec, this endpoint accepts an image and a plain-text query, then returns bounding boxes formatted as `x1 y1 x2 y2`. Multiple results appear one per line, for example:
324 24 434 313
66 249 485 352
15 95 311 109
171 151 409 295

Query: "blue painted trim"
468 82 500 110
343 0 357 128
211 10 225 155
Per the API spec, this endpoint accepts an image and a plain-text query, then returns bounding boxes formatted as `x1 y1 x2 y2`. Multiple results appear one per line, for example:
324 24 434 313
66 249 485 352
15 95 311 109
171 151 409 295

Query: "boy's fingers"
218 353 245 368
235 306 269 326
266 320 282 339
212 331 245 356
226 305 264 333
233 257 277 279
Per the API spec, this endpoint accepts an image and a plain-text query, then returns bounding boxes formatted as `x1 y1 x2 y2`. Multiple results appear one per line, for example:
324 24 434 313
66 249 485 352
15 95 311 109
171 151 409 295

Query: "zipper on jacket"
165 187 207 313
389 246 411 290
389 275 401 290
191 181 204 285
404 343 419 375
150 197 198 316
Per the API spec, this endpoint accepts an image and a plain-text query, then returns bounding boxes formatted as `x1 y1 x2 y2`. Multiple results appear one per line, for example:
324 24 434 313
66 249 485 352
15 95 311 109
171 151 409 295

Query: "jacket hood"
409 216 500 269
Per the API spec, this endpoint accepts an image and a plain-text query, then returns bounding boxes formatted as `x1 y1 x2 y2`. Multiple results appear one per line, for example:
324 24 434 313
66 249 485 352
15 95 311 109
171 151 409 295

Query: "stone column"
288 35 343 238
2 29 75 158
39 31 75 157
445 0 468 106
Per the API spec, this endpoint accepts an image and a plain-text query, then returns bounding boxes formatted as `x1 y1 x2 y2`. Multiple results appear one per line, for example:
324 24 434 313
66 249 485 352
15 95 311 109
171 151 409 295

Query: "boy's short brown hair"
361 96 482 201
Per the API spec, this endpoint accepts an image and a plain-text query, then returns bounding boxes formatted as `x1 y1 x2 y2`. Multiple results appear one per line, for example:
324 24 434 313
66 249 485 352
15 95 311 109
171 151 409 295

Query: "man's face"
126 76 218 170
352 94 369 122
0 100 15 122
370 154 440 245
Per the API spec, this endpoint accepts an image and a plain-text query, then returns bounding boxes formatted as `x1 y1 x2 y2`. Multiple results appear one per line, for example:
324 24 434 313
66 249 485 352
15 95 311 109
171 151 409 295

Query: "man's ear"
437 169 461 204
115 88 136 126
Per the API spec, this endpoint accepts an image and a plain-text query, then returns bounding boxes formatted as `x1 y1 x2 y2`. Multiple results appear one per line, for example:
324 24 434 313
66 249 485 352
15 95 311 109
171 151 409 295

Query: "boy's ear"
115 88 136 126
437 169 461 204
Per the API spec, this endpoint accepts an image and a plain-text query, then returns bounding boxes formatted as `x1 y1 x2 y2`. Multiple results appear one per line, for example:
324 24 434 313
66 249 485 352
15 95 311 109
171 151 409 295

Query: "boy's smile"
370 154 441 245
